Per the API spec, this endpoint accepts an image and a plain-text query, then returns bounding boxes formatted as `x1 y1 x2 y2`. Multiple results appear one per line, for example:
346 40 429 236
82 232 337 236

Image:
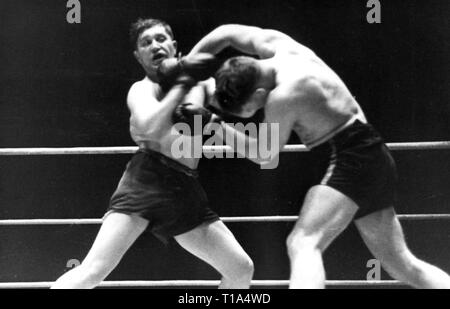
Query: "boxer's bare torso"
128 77 214 169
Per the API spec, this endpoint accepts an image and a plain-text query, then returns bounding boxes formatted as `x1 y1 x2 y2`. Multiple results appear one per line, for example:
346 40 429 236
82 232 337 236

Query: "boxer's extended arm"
210 119 290 168
214 122 264 164
211 100 294 166
189 24 293 59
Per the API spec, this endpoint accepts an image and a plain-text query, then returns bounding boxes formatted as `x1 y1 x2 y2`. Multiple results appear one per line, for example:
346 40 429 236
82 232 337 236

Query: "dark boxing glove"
157 53 222 93
172 103 222 136
157 58 194 93
180 53 223 82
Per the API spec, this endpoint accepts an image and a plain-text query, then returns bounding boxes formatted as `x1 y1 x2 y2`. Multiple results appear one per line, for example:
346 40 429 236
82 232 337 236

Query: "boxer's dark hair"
214 56 260 113
130 18 174 50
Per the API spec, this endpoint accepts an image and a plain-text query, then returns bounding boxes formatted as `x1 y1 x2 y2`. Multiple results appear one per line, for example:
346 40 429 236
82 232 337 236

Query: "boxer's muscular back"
267 42 367 148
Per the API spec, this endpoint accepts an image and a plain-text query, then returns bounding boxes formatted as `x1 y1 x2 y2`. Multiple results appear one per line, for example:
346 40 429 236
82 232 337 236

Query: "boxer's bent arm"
190 24 288 59
182 80 211 108
127 83 190 133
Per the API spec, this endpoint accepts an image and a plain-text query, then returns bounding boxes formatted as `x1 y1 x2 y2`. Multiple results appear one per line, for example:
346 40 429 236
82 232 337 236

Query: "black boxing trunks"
106 148 220 243
311 120 398 219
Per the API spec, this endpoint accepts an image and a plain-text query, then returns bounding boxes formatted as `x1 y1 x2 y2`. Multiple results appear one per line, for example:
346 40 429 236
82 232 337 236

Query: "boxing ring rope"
1 142 449 288
0 214 449 226
0 141 450 156
0 280 404 289
3 142 449 226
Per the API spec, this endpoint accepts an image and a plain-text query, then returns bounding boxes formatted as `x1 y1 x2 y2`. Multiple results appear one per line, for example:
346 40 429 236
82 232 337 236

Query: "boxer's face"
134 25 177 75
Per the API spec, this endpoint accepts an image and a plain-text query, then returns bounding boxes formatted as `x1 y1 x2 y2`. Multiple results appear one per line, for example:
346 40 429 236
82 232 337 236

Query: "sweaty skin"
190 25 367 152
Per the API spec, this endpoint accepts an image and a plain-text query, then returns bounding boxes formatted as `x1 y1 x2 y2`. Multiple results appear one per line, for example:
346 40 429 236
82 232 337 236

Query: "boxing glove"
158 53 222 92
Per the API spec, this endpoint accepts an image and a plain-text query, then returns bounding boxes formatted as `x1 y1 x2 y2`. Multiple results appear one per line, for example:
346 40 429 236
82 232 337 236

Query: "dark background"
0 0 449 286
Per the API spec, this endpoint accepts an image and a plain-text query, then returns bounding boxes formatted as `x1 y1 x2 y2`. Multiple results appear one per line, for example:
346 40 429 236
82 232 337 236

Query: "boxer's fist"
180 53 222 83
157 53 222 92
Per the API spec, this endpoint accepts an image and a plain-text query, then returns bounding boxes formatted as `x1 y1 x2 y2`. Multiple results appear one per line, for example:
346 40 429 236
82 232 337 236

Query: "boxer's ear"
172 40 178 54
134 50 144 66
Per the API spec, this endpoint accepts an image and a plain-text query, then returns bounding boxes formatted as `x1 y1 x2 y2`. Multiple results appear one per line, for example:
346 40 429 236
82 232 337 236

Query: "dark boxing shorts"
107 149 220 243
311 120 398 219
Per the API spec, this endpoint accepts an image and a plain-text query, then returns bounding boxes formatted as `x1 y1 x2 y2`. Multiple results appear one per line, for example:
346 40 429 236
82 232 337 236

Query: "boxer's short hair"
215 56 260 113
130 18 174 50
